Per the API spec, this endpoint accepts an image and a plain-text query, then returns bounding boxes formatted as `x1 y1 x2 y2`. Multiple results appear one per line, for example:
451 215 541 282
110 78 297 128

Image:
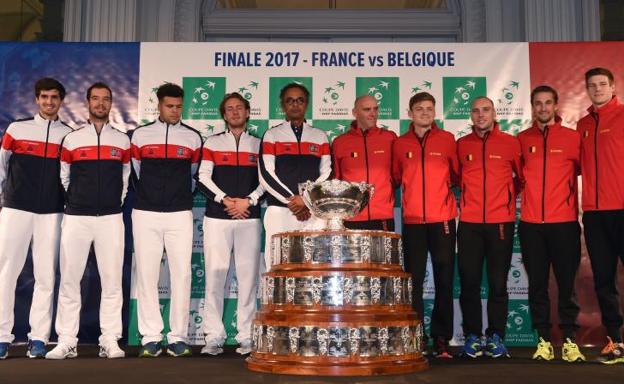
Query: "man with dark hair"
392 92 458 357
46 83 130 360
576 67 624 364
457 96 521 359
0 77 72 359
332 95 397 230
131 82 203 358
259 83 331 270
518 85 585 362
197 92 264 356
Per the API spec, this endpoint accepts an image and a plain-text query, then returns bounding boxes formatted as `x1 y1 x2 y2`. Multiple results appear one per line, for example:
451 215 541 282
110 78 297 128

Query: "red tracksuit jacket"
332 122 397 222
457 123 522 223
392 123 459 224
518 119 580 223
576 96 624 211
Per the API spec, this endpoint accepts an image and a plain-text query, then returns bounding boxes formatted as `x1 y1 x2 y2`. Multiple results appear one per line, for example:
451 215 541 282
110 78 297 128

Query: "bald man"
331 95 397 231
456 96 521 359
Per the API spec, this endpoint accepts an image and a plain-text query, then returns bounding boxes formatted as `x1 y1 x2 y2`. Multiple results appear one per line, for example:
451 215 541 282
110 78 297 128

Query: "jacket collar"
348 120 381 136
587 96 621 115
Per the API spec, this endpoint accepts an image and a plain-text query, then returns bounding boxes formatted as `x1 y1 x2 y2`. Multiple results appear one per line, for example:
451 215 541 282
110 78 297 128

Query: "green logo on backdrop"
443 77 486 120
313 120 351 142
355 77 399 119
323 81 346 105
411 80 433 94
191 253 205 298
498 119 529 137
497 81 520 105
505 300 536 346
182 77 226 119
269 77 313 120
246 120 269 139
237 81 260 101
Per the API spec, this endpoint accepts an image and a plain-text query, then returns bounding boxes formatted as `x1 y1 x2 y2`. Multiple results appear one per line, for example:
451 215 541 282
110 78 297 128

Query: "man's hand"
223 197 250 219
295 208 311 222
287 195 307 214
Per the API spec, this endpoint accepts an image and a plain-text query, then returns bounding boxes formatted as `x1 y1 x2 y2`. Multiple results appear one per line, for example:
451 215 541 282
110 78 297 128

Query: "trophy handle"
298 180 313 196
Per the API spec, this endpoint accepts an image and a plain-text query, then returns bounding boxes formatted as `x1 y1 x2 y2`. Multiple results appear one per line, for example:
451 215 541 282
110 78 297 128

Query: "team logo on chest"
248 154 257 163
310 144 319 153
110 148 120 158
177 147 189 158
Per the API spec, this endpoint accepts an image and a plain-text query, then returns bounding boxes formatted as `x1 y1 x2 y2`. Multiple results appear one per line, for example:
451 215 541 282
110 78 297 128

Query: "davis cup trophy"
246 180 428 376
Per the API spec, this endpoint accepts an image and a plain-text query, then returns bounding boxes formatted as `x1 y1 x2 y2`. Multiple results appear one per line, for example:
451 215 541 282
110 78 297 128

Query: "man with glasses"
259 83 331 271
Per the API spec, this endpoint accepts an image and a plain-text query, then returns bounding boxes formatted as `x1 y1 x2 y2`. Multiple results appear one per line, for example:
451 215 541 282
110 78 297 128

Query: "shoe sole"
460 351 482 358
27 352 47 359
139 350 162 358
45 353 77 360
533 355 554 361
435 352 453 359
99 351 125 359
167 349 191 357
601 357 624 365
201 349 223 356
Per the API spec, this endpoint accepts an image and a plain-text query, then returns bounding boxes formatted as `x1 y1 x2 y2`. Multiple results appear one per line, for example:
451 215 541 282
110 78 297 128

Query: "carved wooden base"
246 355 428 376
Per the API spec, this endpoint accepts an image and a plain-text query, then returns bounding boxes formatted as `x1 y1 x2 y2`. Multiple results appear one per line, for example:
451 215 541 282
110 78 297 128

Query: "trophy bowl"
299 180 374 230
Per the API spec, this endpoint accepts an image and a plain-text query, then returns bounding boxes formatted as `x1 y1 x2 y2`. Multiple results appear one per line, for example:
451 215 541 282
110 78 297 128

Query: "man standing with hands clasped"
197 92 264 356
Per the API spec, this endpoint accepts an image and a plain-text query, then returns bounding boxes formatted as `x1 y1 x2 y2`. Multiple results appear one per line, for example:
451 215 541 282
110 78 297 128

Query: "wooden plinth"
246 355 428 376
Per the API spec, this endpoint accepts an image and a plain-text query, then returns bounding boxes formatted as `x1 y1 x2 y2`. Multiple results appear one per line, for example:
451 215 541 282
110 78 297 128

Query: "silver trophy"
299 180 374 231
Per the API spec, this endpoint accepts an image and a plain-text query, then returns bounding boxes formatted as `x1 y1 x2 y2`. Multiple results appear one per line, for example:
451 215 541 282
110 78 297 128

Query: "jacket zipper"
363 130 371 221
163 123 169 208
482 132 488 223
96 125 101 216
235 132 240 196
541 126 548 223
420 131 429 223
592 113 599 209
38 120 52 211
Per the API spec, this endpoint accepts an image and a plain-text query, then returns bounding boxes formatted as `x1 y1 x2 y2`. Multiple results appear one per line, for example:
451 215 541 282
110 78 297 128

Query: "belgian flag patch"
466 154 473 161
406 151 413 159
529 146 536 153
351 152 358 158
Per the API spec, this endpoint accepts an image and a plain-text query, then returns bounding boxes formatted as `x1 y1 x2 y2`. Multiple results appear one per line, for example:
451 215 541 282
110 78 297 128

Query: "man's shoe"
138 342 162 358
600 336 617 357
236 339 252 355
26 340 47 359
201 339 224 356
0 342 8 360
45 343 77 360
167 341 192 357
601 343 624 365
459 334 483 358
99 341 125 359
485 334 510 358
432 336 453 359
532 337 554 361
562 338 585 362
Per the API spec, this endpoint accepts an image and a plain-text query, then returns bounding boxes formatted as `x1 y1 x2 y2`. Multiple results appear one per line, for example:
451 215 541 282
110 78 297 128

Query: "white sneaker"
236 339 252 355
45 344 77 360
201 339 223 356
99 342 125 359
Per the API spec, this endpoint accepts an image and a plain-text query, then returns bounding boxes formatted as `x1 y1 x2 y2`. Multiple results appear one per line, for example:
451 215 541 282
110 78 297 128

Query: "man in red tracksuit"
392 92 458 357
332 95 397 231
518 85 585 362
576 67 624 364
457 96 521 359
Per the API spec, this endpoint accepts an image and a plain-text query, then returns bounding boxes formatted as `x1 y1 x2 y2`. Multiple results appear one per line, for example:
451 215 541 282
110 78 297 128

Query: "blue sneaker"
138 342 162 358
0 342 8 359
167 341 192 357
26 340 46 358
485 333 510 358
460 334 483 358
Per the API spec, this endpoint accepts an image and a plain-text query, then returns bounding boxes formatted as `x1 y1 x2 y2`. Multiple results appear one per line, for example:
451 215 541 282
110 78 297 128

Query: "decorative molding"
524 0 578 41
174 0 203 41
63 0 83 41
460 0 486 42
137 0 175 41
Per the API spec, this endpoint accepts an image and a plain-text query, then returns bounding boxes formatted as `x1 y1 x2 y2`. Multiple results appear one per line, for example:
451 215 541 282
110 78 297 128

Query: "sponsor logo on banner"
317 80 350 117
246 120 269 139
498 118 529 136
191 253 205 298
158 253 170 297
192 207 204 252
507 254 528 297
443 77 487 120
187 303 205 344
505 300 535 346
423 299 434 343
269 77 313 120
232 80 264 118
355 77 399 119
423 257 435 298
182 77 226 120
496 80 525 117
410 80 434 94
140 83 168 124
313 120 351 142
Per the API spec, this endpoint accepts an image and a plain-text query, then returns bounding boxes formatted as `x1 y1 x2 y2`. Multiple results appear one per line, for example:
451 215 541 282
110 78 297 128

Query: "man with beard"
518 85 584 362
0 78 72 360
46 82 130 360
259 83 331 271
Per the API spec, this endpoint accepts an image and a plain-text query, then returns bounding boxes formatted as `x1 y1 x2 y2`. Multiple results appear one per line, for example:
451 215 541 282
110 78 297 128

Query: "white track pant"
132 209 192 345
202 217 261 344
263 206 325 271
0 207 62 343
55 214 124 347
